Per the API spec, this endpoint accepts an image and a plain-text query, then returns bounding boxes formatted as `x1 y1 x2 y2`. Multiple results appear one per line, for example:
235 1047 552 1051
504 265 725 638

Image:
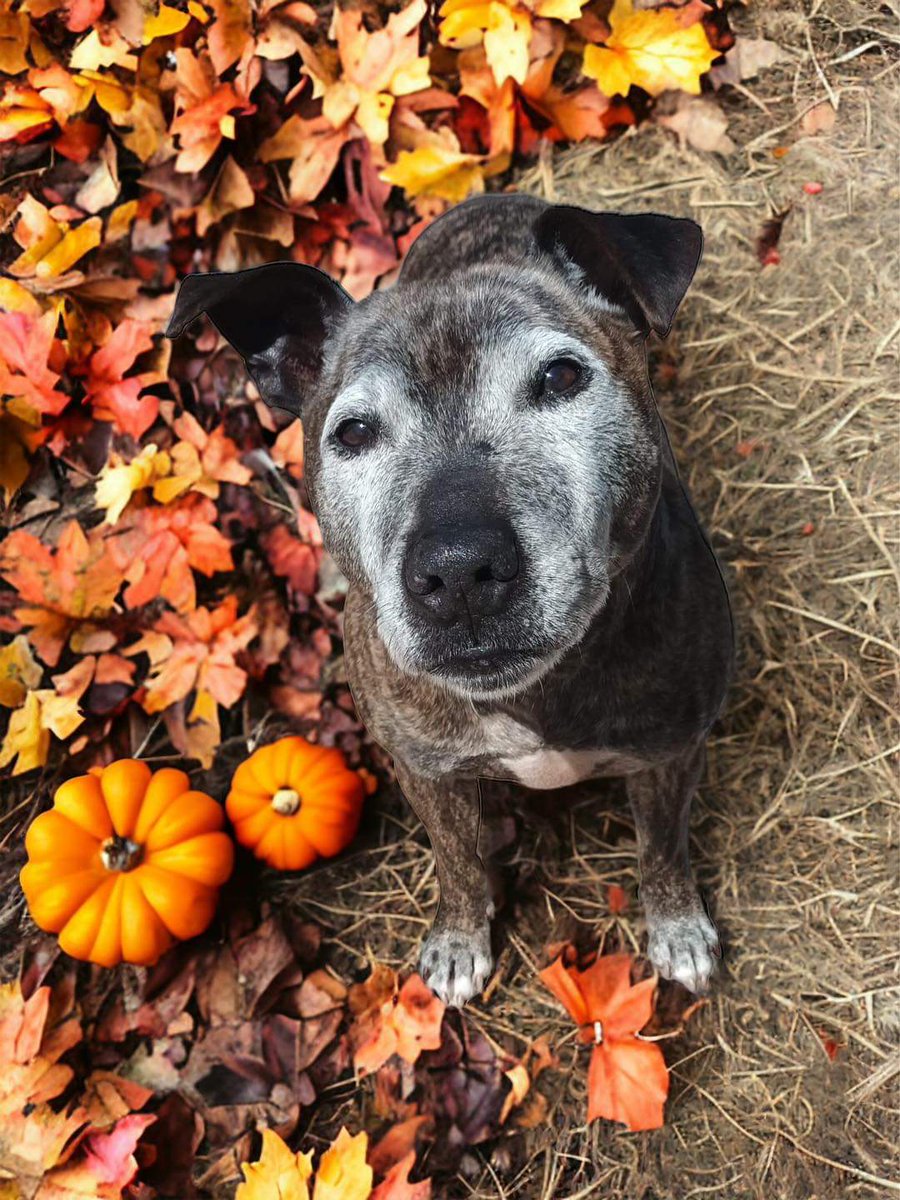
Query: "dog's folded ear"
165 263 352 414
535 206 702 338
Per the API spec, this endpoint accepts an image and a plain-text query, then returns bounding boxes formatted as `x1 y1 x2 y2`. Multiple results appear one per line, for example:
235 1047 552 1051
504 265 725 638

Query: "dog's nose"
404 524 519 621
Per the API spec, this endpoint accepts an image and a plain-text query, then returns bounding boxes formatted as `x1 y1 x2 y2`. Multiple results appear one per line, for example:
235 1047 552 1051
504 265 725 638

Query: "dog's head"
167 198 701 700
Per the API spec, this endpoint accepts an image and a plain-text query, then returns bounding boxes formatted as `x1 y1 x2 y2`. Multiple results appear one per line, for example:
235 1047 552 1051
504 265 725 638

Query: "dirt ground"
279 3 900 1196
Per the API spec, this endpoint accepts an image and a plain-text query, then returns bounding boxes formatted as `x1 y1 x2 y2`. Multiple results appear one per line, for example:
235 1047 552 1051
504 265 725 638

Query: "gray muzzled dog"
167 193 734 1006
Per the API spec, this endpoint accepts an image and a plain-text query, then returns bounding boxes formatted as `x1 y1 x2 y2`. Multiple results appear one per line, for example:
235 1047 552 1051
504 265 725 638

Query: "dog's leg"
395 761 493 1007
626 743 721 993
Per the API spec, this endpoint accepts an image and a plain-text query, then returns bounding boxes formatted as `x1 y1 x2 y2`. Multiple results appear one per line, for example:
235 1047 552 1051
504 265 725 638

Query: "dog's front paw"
647 910 721 994
419 924 493 1008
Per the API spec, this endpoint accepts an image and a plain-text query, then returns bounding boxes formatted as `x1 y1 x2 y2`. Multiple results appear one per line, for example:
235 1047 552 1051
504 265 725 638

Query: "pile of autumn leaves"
3 909 685 1200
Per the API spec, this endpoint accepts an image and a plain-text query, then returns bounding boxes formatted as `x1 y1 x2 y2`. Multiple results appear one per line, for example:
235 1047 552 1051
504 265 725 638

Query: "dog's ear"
166 263 352 414
535 206 702 338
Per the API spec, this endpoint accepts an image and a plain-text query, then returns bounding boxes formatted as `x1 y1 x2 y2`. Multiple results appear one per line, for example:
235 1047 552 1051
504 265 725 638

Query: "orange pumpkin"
226 736 365 871
20 759 234 968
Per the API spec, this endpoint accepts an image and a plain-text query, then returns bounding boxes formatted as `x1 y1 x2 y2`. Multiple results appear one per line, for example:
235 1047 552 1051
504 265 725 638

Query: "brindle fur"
167 194 735 1005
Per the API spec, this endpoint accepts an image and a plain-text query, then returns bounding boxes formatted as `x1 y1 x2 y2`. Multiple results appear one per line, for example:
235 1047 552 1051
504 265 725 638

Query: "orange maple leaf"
349 966 445 1077
263 524 321 596
139 593 258 714
170 48 248 173
109 493 234 613
0 982 81 1116
0 521 124 666
82 318 160 439
539 952 669 1131
0 309 68 417
153 411 252 503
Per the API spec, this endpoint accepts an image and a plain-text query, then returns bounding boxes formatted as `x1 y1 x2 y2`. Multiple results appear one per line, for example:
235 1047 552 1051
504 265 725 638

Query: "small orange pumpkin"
226 736 365 871
20 759 234 968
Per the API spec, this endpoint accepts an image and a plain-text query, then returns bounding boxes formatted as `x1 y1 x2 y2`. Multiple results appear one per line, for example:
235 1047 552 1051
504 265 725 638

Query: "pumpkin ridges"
243 743 280 792
225 736 367 870
104 772 146 840
281 821 320 871
231 805 279 848
23 760 233 967
20 864 106 932
53 775 111 840
58 875 116 965
99 761 152 839
253 820 287 868
225 787 273 822
142 792 226 853
296 781 363 813
132 767 193 843
137 863 218 941
146 832 234 886
25 810 102 864
272 736 300 784
120 875 172 965
286 746 350 793
89 874 126 968
302 812 361 858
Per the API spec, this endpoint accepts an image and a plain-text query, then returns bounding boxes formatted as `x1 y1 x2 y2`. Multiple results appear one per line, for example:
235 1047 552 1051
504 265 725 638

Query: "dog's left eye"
334 419 377 451
540 358 583 398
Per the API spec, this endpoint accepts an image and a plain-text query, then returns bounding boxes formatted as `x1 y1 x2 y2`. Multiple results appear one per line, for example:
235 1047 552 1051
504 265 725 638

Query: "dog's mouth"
424 643 559 699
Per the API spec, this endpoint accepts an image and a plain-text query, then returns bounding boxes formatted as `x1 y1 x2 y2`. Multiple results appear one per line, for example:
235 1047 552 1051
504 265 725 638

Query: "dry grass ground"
281 3 900 1196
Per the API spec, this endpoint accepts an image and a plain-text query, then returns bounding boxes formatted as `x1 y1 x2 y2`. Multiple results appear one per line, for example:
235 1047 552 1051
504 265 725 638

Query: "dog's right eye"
334 419 377 451
538 358 583 400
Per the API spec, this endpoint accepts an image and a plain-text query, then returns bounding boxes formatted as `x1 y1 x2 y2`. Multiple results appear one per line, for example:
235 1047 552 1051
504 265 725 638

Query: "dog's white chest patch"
478 715 599 790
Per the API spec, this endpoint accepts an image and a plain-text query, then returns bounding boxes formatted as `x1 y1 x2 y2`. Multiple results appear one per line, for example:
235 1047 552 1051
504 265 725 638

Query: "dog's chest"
477 714 607 789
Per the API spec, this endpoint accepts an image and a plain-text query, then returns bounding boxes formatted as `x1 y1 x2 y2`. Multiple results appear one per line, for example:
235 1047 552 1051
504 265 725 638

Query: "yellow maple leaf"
0 688 84 775
313 1129 372 1200
381 130 486 202
583 0 717 98
151 412 251 504
95 444 173 525
0 635 42 708
142 2 191 44
299 0 431 146
236 1128 314 1200
8 195 101 282
439 0 588 85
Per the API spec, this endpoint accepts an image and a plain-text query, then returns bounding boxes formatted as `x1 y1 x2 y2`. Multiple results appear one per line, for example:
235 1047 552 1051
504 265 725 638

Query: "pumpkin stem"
271 787 301 816
101 836 143 873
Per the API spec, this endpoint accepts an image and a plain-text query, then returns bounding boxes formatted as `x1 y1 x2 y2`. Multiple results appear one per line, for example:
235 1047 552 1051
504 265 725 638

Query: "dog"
167 193 735 1007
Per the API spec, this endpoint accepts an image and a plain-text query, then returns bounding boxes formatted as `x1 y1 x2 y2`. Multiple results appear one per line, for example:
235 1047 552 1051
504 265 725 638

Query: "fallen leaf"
0 686 85 773
0 634 43 707
370 1150 431 1200
350 967 445 1076
236 1127 313 1200
95 443 173 523
153 411 252 503
656 94 735 154
83 317 159 439
0 309 69 417
0 520 124 665
710 36 789 88
539 951 669 1131
800 99 836 137
583 0 717 98
314 1128 372 1200
381 129 486 202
